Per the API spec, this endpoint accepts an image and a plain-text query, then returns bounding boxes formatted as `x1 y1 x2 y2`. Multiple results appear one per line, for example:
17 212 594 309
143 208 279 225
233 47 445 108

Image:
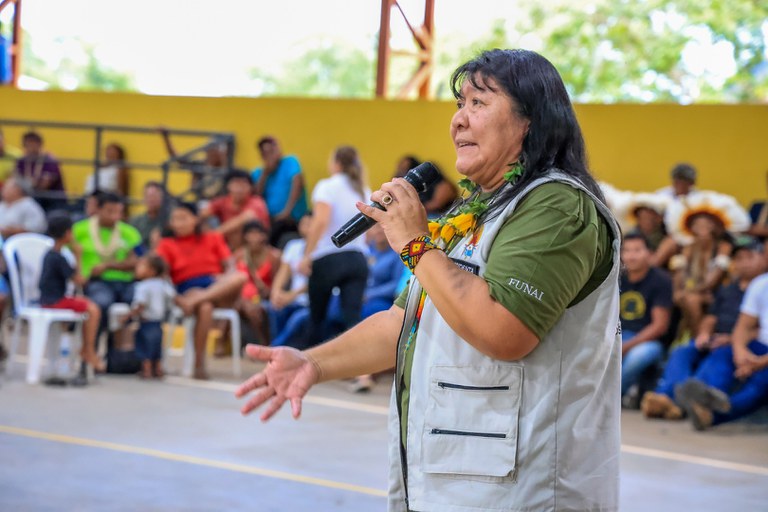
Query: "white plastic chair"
3 233 86 384
107 302 131 332
165 306 241 377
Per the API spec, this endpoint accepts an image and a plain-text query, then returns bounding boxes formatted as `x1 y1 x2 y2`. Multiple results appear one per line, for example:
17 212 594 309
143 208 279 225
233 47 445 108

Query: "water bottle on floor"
57 334 72 378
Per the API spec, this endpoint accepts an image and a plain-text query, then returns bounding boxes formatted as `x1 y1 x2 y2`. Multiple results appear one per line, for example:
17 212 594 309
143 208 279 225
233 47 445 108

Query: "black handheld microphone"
331 162 441 248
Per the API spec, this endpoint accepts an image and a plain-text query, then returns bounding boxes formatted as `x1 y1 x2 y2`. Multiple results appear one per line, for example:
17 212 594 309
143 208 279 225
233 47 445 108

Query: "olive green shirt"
395 182 614 442
129 212 163 247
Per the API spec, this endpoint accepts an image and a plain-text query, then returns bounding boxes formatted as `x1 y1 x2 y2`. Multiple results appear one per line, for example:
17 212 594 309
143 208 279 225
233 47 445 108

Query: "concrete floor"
1 350 767 511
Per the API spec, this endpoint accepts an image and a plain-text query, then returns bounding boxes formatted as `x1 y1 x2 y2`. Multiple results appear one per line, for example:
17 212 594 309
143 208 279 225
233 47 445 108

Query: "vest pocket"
421 365 522 479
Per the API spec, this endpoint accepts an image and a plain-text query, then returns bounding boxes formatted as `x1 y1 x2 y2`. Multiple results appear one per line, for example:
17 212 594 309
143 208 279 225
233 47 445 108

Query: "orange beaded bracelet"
400 235 441 271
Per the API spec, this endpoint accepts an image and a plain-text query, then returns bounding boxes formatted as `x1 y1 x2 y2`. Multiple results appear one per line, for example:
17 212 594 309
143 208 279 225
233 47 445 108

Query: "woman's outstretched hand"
235 345 320 422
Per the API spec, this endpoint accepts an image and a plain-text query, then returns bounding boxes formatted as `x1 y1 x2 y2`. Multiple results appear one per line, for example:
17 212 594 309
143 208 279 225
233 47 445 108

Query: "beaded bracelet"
400 235 441 271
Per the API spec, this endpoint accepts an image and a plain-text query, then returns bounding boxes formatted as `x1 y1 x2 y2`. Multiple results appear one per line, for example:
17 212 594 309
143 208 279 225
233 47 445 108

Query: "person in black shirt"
620 233 673 398
39 213 104 383
641 235 766 419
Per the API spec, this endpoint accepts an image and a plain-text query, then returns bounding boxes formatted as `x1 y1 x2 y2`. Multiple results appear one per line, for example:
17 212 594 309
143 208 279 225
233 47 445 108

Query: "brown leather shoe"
641 392 683 420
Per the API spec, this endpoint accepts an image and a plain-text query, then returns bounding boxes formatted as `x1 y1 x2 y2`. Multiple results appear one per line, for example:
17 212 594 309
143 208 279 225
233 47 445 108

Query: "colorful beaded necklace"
427 161 523 248
404 161 524 353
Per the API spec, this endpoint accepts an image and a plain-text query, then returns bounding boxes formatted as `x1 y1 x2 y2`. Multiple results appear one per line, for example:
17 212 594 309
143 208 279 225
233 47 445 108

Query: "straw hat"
619 192 671 229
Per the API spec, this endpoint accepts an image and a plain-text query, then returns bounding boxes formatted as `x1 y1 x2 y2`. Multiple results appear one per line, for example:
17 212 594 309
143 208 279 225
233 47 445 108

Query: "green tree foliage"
510 0 768 102
433 19 510 99
79 47 136 92
21 31 136 92
251 39 375 98
14 1 767 103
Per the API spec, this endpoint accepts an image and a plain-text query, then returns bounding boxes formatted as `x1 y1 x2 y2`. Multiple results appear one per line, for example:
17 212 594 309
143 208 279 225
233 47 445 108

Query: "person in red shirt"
234 220 281 347
202 170 269 249
156 202 247 379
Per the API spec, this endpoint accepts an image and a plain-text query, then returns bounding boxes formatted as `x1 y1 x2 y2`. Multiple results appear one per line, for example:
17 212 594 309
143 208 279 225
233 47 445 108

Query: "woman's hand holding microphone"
358 178 430 254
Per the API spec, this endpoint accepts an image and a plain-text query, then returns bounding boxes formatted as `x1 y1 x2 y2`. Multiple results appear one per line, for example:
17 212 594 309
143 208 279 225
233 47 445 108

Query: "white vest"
387 172 622 512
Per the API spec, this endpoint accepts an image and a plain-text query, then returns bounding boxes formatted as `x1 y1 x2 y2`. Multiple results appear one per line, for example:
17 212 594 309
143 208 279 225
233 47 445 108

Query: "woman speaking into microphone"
237 49 621 512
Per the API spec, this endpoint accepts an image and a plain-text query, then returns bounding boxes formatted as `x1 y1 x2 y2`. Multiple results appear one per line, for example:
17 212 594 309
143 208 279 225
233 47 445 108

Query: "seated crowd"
608 163 768 430
0 133 429 394
1 129 767 424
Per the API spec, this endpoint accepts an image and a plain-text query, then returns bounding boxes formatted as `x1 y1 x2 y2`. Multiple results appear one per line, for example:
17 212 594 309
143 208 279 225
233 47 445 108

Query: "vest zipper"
437 381 510 391
430 428 507 439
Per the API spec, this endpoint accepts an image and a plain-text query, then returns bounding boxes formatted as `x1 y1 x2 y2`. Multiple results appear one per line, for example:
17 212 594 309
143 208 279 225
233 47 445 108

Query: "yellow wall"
1 88 765 209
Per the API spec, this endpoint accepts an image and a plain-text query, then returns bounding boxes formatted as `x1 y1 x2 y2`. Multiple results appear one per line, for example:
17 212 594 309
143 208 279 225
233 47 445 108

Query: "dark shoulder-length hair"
450 49 605 218
162 201 203 238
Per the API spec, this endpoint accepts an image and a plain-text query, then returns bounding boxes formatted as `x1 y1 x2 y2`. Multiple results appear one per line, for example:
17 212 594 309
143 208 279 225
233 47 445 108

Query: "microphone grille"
405 162 441 193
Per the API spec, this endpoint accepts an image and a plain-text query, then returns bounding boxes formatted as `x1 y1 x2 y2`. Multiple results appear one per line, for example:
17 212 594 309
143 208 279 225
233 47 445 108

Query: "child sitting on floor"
39 213 104 385
128 254 176 379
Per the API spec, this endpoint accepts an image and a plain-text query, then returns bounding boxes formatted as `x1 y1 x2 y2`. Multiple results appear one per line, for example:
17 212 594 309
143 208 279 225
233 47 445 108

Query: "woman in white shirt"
84 143 128 195
300 146 370 347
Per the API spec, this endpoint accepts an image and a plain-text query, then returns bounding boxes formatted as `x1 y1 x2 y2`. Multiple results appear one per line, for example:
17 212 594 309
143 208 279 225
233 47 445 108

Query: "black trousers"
307 251 368 347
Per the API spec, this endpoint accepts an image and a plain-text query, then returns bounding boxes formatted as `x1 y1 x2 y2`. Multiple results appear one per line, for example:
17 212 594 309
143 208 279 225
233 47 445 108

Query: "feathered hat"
620 192 671 229
664 190 750 245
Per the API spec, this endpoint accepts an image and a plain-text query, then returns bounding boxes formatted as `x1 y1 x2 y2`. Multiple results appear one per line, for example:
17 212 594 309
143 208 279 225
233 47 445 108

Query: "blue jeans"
134 321 163 362
655 339 707 398
622 330 664 396
84 279 135 352
271 307 310 348
267 302 311 348
693 340 768 424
